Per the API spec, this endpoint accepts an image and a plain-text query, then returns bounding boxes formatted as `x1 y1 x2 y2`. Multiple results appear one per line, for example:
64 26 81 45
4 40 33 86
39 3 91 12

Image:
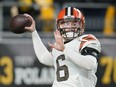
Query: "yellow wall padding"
103 5 115 36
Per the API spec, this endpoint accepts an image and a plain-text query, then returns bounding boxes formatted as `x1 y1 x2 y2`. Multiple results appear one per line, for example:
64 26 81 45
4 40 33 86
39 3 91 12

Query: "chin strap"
77 28 81 36
64 39 73 44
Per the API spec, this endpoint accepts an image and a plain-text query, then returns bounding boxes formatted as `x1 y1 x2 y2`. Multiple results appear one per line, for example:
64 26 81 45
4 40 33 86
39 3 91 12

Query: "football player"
24 7 101 87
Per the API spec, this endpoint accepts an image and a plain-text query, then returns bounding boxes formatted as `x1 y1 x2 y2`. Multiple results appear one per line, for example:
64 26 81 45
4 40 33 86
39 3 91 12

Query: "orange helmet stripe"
57 8 65 20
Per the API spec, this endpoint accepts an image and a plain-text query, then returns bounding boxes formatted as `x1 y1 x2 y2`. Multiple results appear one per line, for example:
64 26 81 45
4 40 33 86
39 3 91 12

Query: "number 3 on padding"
56 54 69 82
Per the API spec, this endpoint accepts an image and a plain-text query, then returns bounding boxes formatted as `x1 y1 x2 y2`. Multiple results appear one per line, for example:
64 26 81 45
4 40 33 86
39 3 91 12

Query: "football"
9 14 32 34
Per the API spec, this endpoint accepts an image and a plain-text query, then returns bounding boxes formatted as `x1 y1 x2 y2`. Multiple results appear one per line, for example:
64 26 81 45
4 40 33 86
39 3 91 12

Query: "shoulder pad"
79 34 97 41
79 34 101 53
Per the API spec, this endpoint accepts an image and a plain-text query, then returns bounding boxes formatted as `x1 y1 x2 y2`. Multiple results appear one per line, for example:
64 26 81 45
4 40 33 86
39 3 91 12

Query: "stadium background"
0 0 116 87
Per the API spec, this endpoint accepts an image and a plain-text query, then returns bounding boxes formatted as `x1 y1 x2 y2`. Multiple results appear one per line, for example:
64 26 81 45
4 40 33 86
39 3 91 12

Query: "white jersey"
31 30 101 87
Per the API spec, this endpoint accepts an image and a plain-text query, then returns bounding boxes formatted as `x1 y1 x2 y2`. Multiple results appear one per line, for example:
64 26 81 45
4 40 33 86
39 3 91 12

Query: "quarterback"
24 7 101 87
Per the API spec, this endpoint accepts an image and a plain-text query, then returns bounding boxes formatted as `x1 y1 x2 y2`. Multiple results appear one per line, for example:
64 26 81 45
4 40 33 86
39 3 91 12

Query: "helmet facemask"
57 18 84 42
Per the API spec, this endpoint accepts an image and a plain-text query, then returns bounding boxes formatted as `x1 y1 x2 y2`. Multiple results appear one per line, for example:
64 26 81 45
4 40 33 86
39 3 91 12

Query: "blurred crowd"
0 0 116 36
2 0 57 32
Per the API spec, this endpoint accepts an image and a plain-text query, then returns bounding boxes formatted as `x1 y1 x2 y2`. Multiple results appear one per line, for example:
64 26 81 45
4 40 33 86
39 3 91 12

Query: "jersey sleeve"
79 34 101 59
63 47 97 70
31 30 53 66
63 34 101 70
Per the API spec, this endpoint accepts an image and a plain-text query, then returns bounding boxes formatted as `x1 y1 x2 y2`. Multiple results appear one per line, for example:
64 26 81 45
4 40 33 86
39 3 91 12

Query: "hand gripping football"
9 14 32 34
